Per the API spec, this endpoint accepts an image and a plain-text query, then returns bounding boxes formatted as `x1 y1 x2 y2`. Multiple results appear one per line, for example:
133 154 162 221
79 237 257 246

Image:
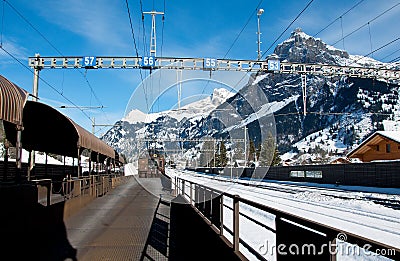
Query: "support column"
28 54 41 181
301 73 307 116
15 125 23 183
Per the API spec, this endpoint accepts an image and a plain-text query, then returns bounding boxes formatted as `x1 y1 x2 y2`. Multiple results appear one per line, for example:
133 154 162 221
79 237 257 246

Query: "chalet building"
347 131 400 162
330 157 352 164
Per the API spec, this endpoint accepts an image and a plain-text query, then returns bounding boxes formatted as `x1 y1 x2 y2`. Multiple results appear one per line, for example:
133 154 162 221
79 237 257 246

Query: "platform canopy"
0 75 29 126
20 101 115 160
1 75 115 160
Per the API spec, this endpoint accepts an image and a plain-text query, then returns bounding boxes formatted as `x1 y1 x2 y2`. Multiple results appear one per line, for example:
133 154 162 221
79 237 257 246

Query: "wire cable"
0 46 92 121
223 0 264 59
262 0 315 58
353 36 400 64
313 0 366 37
331 2 400 47
226 0 316 96
125 0 149 112
4 0 111 125
1 0 5 47
157 0 166 112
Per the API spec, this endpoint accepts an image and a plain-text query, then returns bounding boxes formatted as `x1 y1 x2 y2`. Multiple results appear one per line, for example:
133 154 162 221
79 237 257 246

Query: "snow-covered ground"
166 168 400 261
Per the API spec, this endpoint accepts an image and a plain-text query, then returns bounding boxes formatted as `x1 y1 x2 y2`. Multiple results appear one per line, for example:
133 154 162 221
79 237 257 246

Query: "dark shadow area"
141 197 171 261
169 195 242 261
0 183 77 261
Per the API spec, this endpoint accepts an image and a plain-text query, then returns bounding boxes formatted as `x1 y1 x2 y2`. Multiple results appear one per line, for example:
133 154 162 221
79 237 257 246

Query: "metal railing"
172 176 400 260
34 174 124 206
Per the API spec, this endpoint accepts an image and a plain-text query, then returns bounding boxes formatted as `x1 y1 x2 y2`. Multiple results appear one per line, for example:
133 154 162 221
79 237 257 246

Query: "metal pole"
92 117 95 134
302 74 307 116
244 126 247 167
213 139 216 168
233 195 240 253
256 9 264 60
143 10 164 57
28 54 41 181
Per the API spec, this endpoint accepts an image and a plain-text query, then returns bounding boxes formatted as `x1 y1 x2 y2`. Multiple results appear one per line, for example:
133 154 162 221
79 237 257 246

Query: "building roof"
347 131 400 158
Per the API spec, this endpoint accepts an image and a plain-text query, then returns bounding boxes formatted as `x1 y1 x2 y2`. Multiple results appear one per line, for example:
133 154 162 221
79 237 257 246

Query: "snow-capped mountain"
103 28 400 165
101 88 235 163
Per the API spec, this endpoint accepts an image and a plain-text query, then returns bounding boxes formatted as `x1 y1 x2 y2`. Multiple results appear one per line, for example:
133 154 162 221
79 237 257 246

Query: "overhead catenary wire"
313 0 366 37
262 0 315 59
3 0 111 126
331 2 400 47
201 1 265 96
354 36 400 65
0 45 92 122
380 47 400 62
157 0 166 112
227 0 315 93
1 0 5 46
223 0 264 60
125 0 149 112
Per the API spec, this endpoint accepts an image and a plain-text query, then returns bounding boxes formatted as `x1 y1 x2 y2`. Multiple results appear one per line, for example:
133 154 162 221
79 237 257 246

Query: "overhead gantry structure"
28 54 400 115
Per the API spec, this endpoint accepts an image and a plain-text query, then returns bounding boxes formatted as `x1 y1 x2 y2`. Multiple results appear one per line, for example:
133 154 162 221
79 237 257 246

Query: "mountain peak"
210 88 235 105
274 29 350 65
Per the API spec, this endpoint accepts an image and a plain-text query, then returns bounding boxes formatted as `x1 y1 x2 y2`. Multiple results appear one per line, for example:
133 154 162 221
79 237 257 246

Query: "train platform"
64 176 174 261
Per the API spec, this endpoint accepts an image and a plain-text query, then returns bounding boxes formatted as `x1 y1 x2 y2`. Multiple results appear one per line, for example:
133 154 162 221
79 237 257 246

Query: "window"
386 144 391 153
376 145 380 151
290 170 305 178
306 171 323 178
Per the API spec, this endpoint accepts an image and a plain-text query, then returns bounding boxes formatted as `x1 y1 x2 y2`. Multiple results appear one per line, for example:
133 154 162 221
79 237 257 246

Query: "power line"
1 0 5 46
0 45 92 121
140 0 148 56
157 0 166 112
313 0 366 37
223 0 264 59
202 1 265 97
331 2 400 47
125 0 149 112
226 0 316 95
262 0 315 58
4 0 111 125
353 36 400 64
389 56 400 63
125 0 140 58
380 47 400 62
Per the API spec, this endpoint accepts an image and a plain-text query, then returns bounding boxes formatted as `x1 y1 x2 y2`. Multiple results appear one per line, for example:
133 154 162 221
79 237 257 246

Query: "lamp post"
257 8 264 60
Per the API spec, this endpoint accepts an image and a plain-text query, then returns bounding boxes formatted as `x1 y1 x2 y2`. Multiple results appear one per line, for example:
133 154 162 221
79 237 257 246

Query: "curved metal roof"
20 101 115 159
1 75 115 160
0 75 29 125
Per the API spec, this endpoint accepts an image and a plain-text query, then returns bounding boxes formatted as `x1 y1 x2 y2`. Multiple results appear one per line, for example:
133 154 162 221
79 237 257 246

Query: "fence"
172 176 400 260
190 161 400 188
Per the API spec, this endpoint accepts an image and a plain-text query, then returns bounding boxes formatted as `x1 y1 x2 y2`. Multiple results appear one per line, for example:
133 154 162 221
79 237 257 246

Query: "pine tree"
271 148 281 166
248 139 256 163
199 139 214 167
259 133 276 167
218 141 228 167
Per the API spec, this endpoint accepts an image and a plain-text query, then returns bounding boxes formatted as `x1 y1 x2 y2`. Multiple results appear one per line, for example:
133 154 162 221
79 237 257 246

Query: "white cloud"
32 0 132 52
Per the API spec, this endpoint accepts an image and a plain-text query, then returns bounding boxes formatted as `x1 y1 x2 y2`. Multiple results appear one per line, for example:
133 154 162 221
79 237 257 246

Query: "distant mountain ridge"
102 28 400 165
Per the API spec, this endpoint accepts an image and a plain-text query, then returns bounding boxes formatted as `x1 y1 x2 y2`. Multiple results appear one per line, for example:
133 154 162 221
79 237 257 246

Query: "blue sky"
1 0 399 136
